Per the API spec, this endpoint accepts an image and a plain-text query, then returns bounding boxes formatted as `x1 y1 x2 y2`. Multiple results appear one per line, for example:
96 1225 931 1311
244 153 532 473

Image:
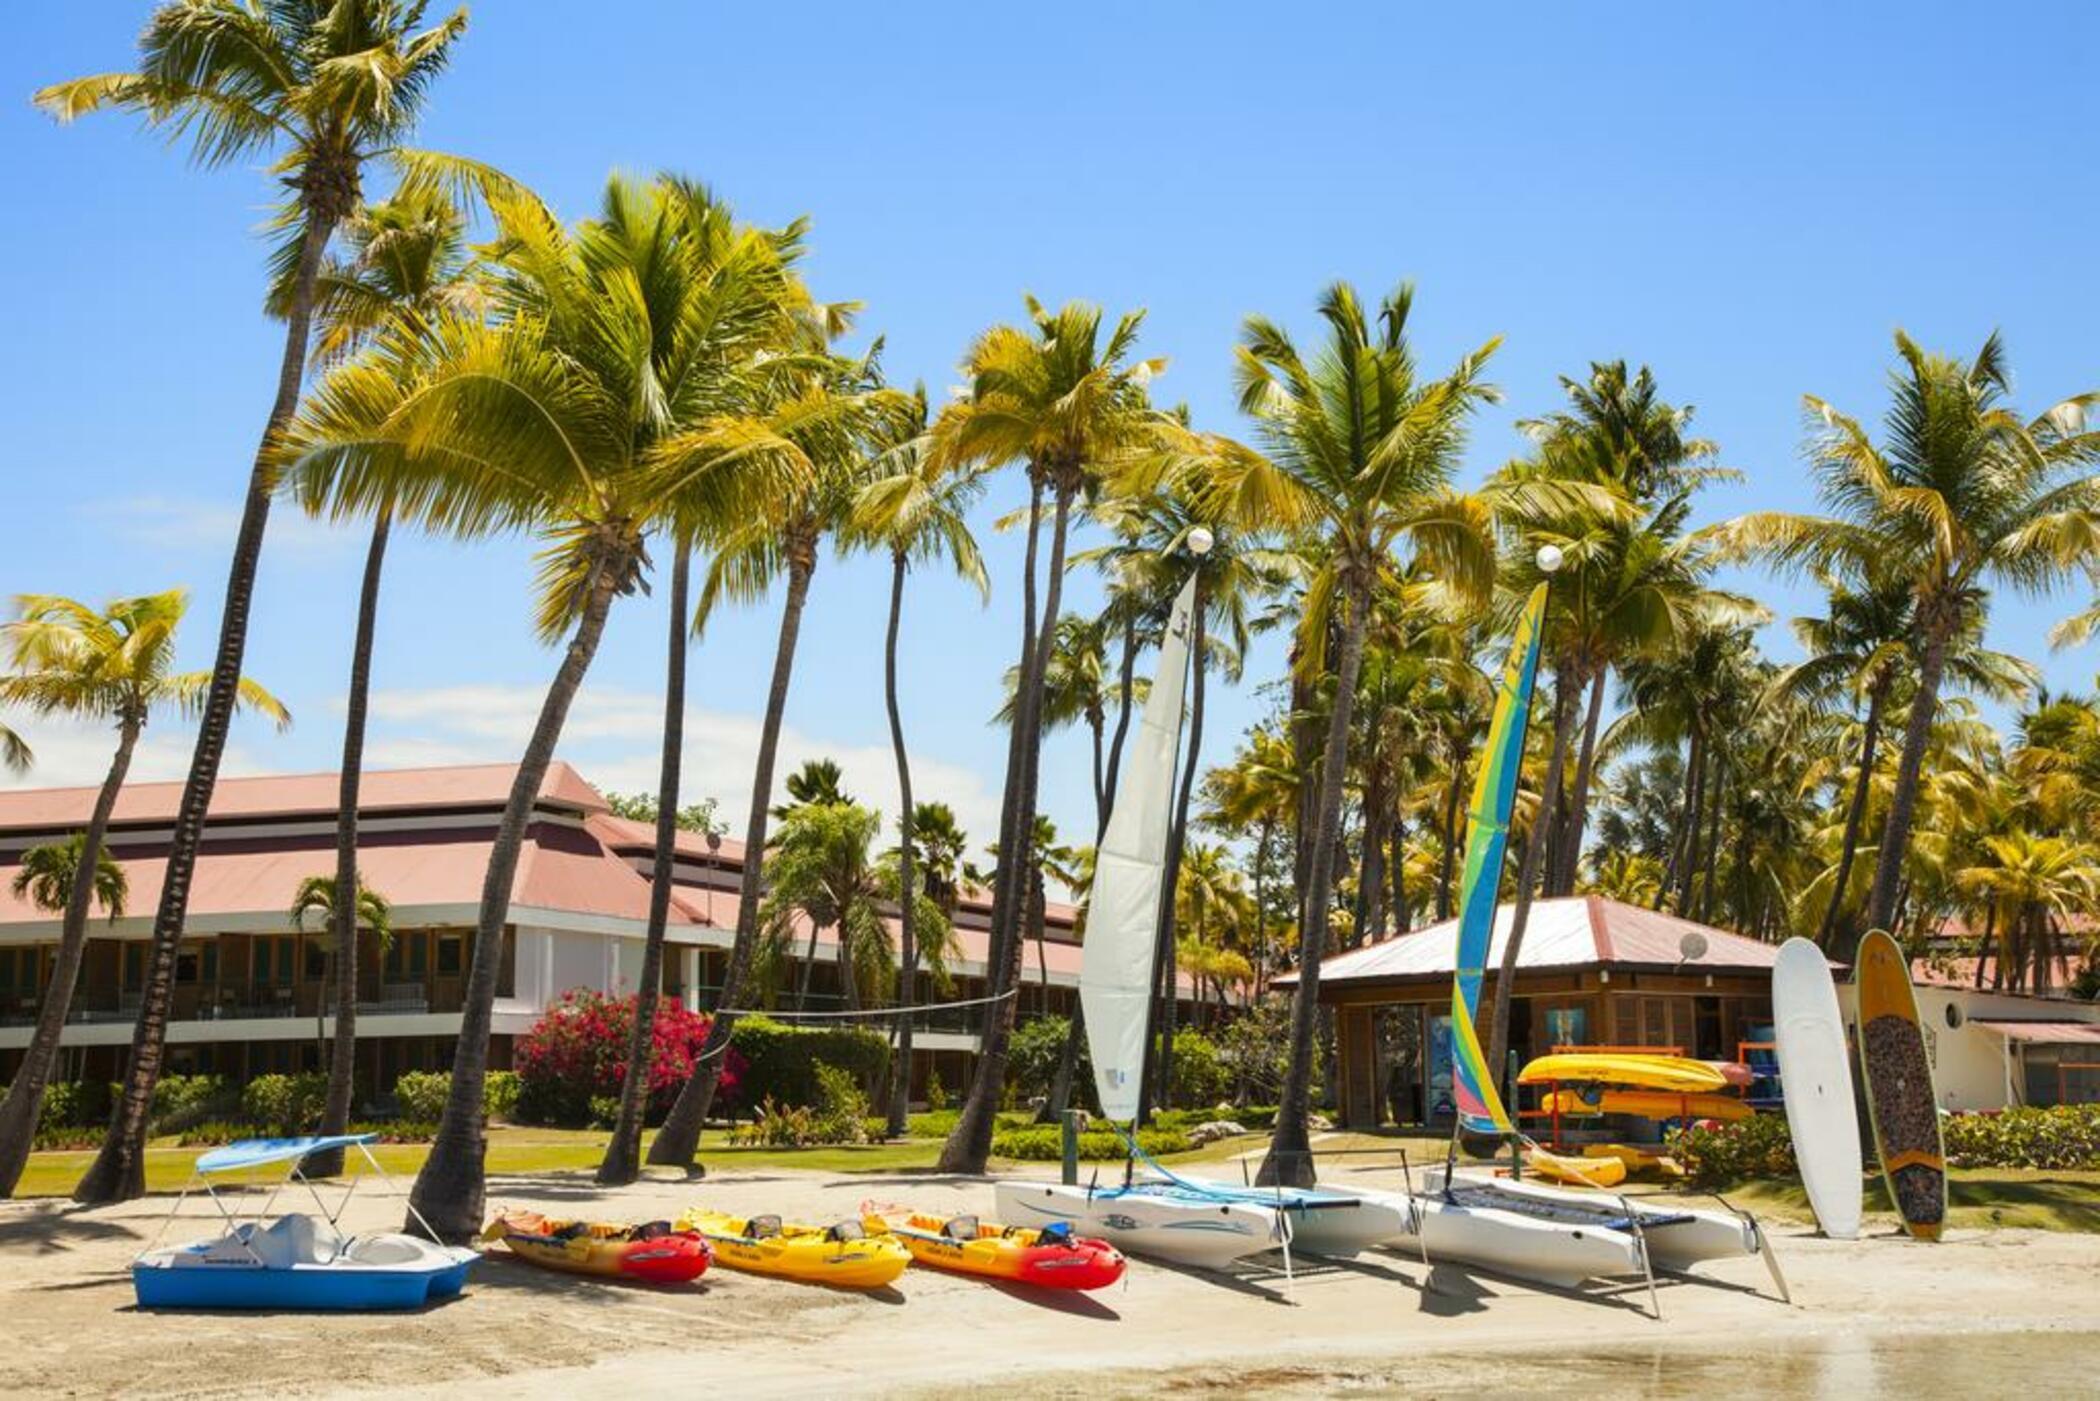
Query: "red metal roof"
1287 895 1806 989
1974 1020 2100 1045
0 761 606 833
1912 954 2086 999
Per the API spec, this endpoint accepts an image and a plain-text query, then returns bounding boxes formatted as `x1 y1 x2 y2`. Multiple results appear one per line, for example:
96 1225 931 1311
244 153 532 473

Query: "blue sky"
5 3 2100 852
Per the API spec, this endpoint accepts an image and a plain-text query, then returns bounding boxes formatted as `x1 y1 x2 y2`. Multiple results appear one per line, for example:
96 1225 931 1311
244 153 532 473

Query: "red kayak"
870 1211 1126 1291
482 1211 713 1284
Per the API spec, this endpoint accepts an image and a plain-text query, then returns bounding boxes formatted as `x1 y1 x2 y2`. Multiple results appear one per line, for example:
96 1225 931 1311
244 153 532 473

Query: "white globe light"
1536 543 1565 574
1188 526 1216 556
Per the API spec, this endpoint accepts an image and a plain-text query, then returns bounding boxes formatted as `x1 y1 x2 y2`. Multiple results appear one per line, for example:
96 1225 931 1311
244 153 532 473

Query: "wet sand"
3 1161 2095 1399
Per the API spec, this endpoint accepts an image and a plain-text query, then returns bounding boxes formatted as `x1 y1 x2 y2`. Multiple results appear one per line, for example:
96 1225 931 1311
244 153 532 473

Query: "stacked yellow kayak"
676 1209 910 1289
1517 1053 1738 1094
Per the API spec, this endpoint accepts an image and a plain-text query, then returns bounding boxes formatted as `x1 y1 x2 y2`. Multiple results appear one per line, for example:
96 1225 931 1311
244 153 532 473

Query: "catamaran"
1391 578 1786 1308
993 560 1414 1265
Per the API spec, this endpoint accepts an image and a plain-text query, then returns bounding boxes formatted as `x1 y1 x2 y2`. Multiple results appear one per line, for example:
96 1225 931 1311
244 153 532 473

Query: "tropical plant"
281 173 811 1238
7 836 127 925
1720 332 2100 955
648 343 907 1171
0 590 285 1198
287 872 392 1155
928 297 1166 1174
42 0 484 1208
846 392 988 1134
1201 282 1500 1185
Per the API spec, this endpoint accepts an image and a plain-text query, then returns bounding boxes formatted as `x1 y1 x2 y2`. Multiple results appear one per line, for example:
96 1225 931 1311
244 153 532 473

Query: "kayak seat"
633 1220 673 1240
942 1215 980 1242
826 1219 866 1243
1036 1221 1074 1246
744 1215 783 1240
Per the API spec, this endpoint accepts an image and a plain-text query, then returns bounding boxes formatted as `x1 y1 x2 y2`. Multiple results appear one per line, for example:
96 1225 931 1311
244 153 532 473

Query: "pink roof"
1974 1020 2100 1045
1288 895 1804 988
1913 954 2086 998
0 762 606 833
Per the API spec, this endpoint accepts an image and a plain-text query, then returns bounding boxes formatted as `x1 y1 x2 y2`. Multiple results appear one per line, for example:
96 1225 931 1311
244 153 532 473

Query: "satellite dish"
1678 930 1709 964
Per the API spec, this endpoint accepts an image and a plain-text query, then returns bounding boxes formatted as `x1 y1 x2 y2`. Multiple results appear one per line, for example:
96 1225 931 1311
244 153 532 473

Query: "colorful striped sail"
1450 583 1548 1135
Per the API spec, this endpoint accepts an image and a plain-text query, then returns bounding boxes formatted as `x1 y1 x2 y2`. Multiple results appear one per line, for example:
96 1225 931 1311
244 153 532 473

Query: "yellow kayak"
1542 1088 1753 1122
1525 1146 1626 1189
1583 1143 1686 1180
1518 1053 1731 1093
676 1209 910 1289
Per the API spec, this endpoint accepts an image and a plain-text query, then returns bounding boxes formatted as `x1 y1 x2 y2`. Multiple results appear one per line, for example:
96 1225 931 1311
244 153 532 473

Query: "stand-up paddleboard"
1773 938 1862 1240
1854 930 1945 1241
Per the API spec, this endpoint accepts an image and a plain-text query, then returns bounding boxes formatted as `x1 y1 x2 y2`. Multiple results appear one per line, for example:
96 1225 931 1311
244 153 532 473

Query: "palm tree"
753 802 888 1010
282 174 809 1238
42 0 480 1207
285 188 482 1173
1200 726 1299 992
773 758 852 816
1203 282 1500 1186
1722 332 2100 957
928 298 1165 1175
0 591 286 1197
287 873 392 1137
846 385 988 1134
595 542 689 1186
1954 831 2100 995
1771 577 2034 947
0 724 29 774
647 346 906 1170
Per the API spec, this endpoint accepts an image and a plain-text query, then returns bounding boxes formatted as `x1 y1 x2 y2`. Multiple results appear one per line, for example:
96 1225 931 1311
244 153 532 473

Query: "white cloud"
0 714 274 793
364 682 1007 849
90 495 361 563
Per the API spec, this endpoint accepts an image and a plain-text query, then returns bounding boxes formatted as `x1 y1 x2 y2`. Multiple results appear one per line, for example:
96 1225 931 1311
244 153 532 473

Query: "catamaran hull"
993 1181 1280 1270
1400 1193 1640 1288
1158 1176 1418 1258
1423 1169 1761 1272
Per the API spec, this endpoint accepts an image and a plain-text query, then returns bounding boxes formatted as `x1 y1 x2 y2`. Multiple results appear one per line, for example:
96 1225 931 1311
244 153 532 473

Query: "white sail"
1082 574 1198 1123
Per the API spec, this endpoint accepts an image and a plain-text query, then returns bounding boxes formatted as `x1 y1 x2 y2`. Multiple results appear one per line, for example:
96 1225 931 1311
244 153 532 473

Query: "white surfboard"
1773 938 1862 1240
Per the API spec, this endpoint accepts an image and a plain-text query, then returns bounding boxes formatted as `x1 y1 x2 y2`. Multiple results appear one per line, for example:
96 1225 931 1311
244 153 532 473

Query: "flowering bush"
1671 1112 1798 1188
513 989 741 1128
1945 1105 2100 1170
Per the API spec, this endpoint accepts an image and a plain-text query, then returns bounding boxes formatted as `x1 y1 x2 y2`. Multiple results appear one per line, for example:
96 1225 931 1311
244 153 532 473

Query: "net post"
1061 1108 1082 1186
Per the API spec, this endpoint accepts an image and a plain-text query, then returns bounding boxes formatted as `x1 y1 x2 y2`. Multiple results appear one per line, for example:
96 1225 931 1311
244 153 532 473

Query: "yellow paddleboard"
1518 1053 1730 1093
1542 1088 1753 1122
1855 929 1947 1242
1525 1145 1627 1189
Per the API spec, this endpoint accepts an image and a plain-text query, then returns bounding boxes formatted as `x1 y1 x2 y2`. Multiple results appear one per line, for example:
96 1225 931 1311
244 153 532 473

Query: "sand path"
3 1161 2095 1398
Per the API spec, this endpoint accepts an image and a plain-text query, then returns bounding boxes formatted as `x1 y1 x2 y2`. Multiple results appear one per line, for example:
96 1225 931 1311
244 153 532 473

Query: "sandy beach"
3 1155 2097 1400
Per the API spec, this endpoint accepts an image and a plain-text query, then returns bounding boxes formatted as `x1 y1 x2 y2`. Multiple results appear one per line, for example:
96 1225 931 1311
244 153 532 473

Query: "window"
175 941 218 986
305 937 327 979
436 934 464 976
123 943 144 990
386 931 429 979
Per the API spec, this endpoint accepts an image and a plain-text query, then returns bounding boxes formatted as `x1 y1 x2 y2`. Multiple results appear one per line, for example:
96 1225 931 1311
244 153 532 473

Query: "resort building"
0 762 1113 1105
1300 894 2100 1129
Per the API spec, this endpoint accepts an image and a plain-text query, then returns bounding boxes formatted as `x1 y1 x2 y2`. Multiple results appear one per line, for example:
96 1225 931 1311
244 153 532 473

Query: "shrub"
1169 1030 1230 1109
727 1016 887 1114
1945 1105 2100 1170
907 1108 959 1139
1671 1112 1796 1188
588 1095 621 1130
37 1080 110 1131
1218 996 1307 1105
990 1124 1192 1162
484 1070 522 1122
925 1069 948 1111
513 990 737 1128
724 1069 874 1149
1152 1104 1276 1133
178 1118 433 1148
241 1073 328 1135
391 1071 450 1123
150 1074 235 1132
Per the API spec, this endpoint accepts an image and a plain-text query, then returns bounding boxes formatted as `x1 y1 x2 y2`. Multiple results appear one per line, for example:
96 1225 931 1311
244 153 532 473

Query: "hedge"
728 1016 888 1112
991 1124 1192 1161
1945 1105 2100 1170
1671 1112 1797 1188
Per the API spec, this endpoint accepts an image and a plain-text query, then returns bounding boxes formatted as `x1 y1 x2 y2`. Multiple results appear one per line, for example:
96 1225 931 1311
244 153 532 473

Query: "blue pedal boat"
132 1134 477 1310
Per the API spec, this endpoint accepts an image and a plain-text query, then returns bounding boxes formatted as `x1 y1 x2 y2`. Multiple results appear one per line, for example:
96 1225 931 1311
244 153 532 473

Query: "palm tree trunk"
1141 570 1207 1122
650 545 820 1168
1555 670 1608 896
1436 751 1466 922
940 482 1073 1173
980 480 1046 1045
406 544 628 1240
882 552 918 1138
1698 763 1726 923
1254 816 1273 990
1817 686 1886 949
75 206 337 1207
1973 904 1994 989
1861 622 1950 955
1486 663 1584 1080
0 714 141 1197
1670 731 1706 915
1359 768 1389 946
598 544 689 1185
795 921 822 1011
1100 613 1140 815
1257 574 1371 1188
1391 810 1408 934
308 509 393 1180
